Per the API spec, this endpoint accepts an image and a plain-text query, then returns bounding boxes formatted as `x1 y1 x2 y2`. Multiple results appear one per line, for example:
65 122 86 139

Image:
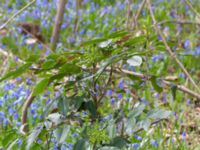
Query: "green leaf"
147 108 172 120
26 123 44 150
151 76 163 93
99 147 120 150
54 125 70 144
7 139 19 150
85 100 97 118
125 117 136 135
25 54 40 63
73 139 90 150
32 78 49 96
107 30 128 38
71 96 84 110
123 36 146 46
59 63 81 75
136 119 151 131
41 59 57 69
2 130 17 147
171 84 177 100
109 137 127 148
58 95 69 115
128 103 146 118
0 63 32 82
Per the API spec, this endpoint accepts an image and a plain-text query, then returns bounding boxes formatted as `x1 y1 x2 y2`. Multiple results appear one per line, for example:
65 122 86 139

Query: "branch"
51 0 67 51
158 20 200 26
0 0 36 30
133 0 146 28
21 91 35 133
147 0 200 93
74 0 81 36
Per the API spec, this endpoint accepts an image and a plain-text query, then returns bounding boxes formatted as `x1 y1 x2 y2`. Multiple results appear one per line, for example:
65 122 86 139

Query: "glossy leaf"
0 63 32 82
32 78 49 96
73 139 90 150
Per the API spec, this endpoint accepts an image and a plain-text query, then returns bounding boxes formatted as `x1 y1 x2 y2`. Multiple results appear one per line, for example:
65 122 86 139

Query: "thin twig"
133 0 146 28
158 20 200 26
97 66 113 104
147 0 200 93
0 0 36 30
184 0 200 18
126 0 131 30
51 0 67 51
74 0 81 36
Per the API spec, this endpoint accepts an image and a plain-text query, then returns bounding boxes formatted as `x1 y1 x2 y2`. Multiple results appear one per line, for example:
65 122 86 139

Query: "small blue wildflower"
111 98 116 106
3 119 9 126
8 106 16 115
179 73 186 79
72 133 78 138
182 132 186 139
16 77 22 82
184 39 190 49
107 89 112 96
67 143 73 149
132 143 140 149
117 93 123 99
0 111 5 121
16 139 23 146
37 139 43 144
134 134 142 141
186 99 191 105
13 113 19 120
152 53 164 62
150 139 158 147
118 79 124 89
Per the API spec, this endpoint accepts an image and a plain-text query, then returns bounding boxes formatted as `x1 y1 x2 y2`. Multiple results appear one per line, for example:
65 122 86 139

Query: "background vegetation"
0 0 199 150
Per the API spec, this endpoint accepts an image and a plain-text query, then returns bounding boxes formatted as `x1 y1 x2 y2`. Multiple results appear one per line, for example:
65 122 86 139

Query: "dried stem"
147 0 200 93
74 0 81 36
51 0 67 51
21 91 35 133
0 0 36 30
158 20 200 26
133 0 146 28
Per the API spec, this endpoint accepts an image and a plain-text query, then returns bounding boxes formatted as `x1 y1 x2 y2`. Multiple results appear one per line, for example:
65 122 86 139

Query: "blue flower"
150 139 158 147
182 132 186 139
118 79 124 89
184 39 190 49
67 143 73 149
13 113 19 120
0 111 5 121
152 53 164 62
111 98 115 106
107 89 112 96
117 93 123 99
132 143 140 149
134 134 142 140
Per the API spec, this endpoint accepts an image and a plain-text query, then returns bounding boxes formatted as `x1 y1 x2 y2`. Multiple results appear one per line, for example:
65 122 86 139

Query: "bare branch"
51 0 67 51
